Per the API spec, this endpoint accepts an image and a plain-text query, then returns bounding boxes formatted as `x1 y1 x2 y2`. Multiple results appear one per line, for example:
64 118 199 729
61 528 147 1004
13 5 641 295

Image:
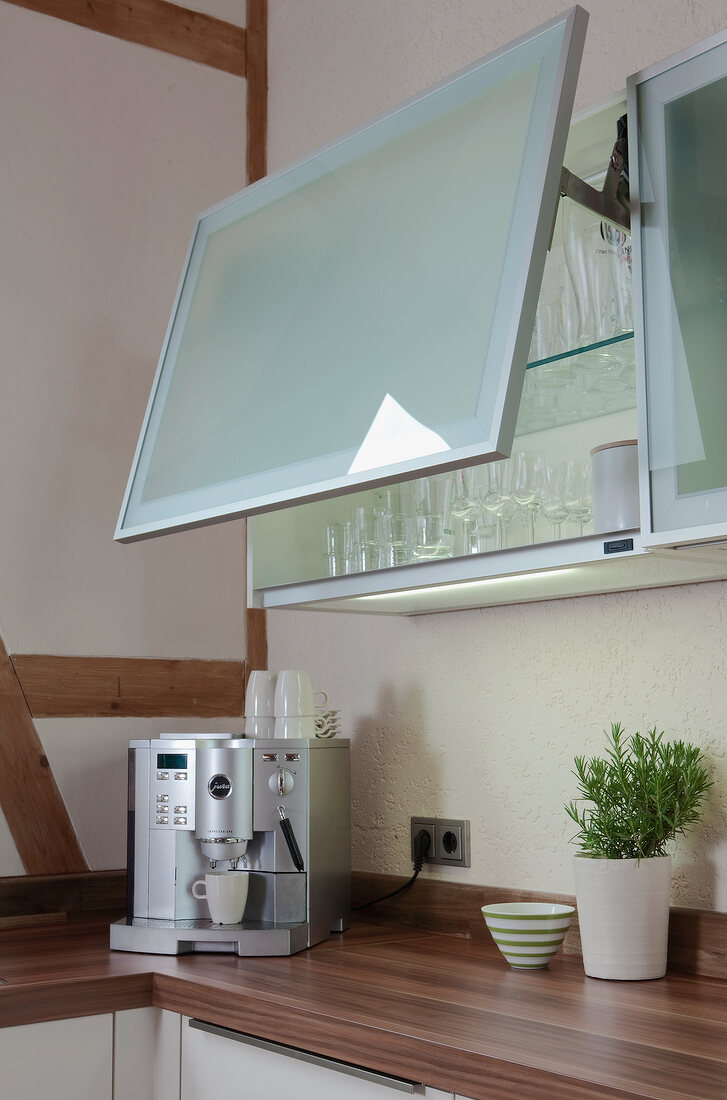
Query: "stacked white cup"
244 670 277 738
274 671 327 739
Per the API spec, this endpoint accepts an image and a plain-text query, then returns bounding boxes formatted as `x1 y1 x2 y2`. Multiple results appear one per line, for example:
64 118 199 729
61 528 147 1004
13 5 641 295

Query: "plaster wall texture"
0 5 247 872
266 0 727 910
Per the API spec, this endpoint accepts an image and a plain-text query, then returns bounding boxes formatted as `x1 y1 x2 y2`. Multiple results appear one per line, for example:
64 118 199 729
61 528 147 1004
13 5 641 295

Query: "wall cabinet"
246 83 727 615
630 26 727 555
0 1013 113 1099
180 1016 451 1099
115 17 727 613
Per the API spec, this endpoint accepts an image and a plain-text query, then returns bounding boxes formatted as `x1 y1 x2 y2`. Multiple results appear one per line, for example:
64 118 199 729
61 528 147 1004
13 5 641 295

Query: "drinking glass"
377 512 416 567
413 515 455 559
511 451 545 544
603 222 633 334
480 459 518 549
468 512 498 554
529 299 558 363
324 522 353 576
562 201 593 346
541 462 569 541
584 221 617 346
412 473 455 559
451 468 479 518
351 506 379 571
412 473 454 518
563 459 594 536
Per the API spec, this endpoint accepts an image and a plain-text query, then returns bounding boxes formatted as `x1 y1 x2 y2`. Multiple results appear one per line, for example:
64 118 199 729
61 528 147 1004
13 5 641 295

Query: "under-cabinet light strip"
356 567 577 602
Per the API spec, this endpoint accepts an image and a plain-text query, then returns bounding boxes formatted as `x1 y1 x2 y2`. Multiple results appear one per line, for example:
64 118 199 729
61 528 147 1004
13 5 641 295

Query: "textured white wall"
0 4 248 872
266 1 727 910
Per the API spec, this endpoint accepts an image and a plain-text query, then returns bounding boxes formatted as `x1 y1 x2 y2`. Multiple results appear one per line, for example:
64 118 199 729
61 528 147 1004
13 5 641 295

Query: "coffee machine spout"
198 836 249 865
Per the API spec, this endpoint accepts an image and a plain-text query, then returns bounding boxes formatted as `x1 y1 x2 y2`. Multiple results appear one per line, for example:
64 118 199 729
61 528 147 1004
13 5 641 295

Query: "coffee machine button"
262 753 278 762
174 771 188 780
174 805 187 814
174 817 187 825
285 753 300 762
156 794 169 803
156 771 169 780
156 815 169 825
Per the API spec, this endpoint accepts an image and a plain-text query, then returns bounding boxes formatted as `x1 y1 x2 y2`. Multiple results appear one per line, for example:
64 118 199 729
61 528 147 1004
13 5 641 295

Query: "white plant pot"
572 854 672 980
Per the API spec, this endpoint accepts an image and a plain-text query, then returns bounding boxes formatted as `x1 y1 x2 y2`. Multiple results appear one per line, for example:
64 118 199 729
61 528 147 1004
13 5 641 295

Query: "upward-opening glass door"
116 8 587 542
630 28 727 546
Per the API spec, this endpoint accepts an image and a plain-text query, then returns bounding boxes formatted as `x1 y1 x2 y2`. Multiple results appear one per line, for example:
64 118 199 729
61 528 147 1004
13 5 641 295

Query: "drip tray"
109 917 309 957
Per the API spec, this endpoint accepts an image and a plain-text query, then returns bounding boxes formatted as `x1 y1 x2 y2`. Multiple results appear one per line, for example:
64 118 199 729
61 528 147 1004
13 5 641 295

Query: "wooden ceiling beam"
5 0 248 78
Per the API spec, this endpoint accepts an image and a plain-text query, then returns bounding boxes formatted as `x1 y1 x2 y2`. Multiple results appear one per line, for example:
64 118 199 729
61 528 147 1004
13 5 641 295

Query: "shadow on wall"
351 680 440 875
675 742 727 909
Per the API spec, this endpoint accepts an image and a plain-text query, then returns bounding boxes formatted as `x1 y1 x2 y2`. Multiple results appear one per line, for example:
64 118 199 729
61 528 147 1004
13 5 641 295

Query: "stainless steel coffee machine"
110 733 350 956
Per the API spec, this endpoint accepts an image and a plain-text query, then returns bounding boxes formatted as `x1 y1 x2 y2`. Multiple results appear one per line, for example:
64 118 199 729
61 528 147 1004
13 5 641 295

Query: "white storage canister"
590 439 639 533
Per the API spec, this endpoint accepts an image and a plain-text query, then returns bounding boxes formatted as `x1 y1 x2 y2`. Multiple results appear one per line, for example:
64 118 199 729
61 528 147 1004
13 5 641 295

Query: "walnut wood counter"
1 917 726 1100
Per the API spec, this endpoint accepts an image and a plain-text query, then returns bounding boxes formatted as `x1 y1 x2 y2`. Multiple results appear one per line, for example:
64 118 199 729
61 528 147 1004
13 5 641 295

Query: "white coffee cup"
274 715 316 739
192 871 249 925
244 715 276 739
274 670 327 716
245 670 278 717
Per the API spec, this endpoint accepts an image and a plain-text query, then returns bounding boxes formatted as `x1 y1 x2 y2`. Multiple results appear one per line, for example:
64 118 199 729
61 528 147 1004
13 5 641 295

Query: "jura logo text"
208 774 232 799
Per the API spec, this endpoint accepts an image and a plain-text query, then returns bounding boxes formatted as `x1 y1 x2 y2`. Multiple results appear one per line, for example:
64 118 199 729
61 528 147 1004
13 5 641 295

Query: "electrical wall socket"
410 817 471 867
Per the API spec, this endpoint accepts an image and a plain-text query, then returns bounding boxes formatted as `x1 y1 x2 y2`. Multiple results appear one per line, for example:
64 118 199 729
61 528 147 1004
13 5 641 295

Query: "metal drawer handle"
188 1019 420 1094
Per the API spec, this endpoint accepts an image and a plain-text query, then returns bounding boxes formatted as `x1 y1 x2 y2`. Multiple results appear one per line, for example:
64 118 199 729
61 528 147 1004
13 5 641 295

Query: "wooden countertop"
1 916 726 1100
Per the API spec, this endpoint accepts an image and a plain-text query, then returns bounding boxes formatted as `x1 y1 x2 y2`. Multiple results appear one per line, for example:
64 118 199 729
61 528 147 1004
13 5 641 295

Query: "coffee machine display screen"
157 753 188 770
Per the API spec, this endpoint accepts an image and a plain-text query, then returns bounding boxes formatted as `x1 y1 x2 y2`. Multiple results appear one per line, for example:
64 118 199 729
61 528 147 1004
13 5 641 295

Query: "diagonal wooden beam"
245 0 267 184
0 634 88 874
5 0 247 78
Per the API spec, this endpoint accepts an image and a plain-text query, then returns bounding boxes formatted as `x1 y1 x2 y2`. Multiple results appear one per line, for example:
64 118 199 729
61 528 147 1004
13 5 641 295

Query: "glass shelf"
516 331 635 437
527 330 634 370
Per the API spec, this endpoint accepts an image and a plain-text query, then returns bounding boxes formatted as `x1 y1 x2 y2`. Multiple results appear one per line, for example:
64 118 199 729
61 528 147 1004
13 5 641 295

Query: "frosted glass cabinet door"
630 28 727 546
116 8 586 542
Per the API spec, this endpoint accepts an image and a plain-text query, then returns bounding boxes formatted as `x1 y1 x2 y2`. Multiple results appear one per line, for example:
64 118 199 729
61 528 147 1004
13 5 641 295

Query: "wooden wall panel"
0 638 87 874
0 870 125 921
12 655 245 718
5 0 247 77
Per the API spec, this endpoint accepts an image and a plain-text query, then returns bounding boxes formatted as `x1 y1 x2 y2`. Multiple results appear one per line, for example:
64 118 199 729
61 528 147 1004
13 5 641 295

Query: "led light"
356 567 577 602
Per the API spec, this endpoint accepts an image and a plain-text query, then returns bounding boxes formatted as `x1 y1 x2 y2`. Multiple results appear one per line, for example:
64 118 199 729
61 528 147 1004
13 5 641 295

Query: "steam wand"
277 805 305 871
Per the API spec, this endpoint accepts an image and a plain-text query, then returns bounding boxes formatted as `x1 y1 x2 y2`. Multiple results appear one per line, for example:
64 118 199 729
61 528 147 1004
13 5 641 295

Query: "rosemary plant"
566 722 712 859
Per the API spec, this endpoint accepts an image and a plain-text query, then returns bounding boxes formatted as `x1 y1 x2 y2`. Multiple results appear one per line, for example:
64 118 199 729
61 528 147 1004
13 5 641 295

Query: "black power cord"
351 828 431 911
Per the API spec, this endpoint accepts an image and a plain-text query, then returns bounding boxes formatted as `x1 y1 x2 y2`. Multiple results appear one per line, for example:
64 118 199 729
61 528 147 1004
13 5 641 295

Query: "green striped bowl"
481 902 575 970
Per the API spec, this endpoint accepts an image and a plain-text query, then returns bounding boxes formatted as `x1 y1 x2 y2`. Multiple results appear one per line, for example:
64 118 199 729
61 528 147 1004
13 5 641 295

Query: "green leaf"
564 724 712 859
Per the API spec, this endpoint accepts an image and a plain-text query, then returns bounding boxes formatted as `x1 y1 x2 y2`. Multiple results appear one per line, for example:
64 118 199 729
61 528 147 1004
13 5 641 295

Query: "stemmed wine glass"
563 459 594 536
451 468 481 555
511 451 545 544
542 462 569 541
480 459 518 549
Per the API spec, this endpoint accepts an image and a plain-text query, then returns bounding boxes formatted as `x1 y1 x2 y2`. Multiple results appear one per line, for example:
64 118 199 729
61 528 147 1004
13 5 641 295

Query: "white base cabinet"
180 1016 452 1099
114 1007 182 1100
0 1013 113 1100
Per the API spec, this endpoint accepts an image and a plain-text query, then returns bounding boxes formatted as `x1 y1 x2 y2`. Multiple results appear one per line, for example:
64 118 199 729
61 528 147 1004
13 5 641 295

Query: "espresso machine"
110 733 350 956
